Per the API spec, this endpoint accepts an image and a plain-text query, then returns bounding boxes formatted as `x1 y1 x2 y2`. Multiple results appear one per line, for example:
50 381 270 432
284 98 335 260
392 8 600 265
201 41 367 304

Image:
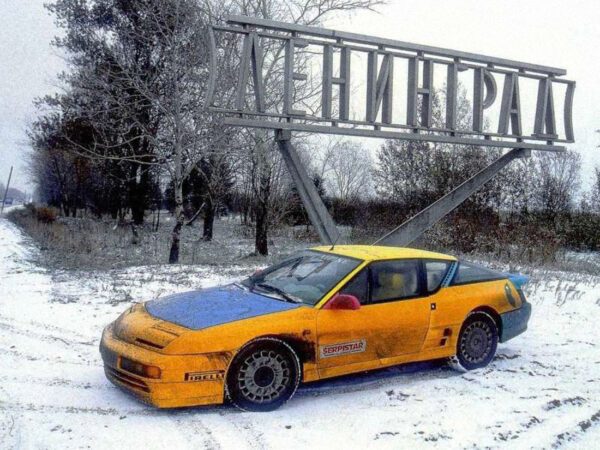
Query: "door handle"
430 303 436 310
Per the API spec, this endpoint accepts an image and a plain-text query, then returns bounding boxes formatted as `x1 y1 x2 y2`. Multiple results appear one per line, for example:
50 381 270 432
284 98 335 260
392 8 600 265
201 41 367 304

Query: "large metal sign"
207 15 575 152
206 16 576 247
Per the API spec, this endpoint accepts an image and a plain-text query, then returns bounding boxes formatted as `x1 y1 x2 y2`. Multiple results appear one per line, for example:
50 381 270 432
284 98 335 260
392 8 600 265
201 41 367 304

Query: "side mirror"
323 293 361 311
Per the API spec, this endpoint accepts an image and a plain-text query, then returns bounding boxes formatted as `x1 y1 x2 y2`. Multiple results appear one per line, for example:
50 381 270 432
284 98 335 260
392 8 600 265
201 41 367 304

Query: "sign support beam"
373 148 530 247
275 130 341 245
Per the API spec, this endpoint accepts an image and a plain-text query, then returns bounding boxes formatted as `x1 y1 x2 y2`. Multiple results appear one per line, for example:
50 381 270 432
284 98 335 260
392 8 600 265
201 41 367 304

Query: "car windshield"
241 250 362 306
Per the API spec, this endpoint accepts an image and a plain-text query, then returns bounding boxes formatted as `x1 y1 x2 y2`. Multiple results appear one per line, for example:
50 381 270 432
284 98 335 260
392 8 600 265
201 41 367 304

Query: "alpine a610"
100 245 531 411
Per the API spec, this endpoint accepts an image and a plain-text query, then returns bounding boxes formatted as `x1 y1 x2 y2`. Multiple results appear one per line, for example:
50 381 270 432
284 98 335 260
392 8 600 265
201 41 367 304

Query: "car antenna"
329 233 340 251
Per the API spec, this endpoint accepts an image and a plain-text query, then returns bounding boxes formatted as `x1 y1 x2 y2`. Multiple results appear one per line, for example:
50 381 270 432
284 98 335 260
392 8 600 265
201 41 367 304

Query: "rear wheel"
450 312 498 372
226 338 300 412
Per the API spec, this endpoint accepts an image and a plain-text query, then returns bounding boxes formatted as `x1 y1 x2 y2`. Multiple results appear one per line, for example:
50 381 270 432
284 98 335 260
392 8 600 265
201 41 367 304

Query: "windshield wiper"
255 282 302 304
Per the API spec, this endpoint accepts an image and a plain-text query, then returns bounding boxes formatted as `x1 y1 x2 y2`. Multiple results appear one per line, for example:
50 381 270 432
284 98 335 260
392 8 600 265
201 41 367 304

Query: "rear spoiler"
505 273 530 289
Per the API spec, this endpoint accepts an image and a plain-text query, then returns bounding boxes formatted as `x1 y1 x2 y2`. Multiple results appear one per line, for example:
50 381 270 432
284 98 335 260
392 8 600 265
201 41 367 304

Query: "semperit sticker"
319 340 366 358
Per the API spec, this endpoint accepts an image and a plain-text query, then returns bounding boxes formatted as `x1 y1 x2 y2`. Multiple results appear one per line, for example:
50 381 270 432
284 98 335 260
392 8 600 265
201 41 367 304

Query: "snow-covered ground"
1 215 600 450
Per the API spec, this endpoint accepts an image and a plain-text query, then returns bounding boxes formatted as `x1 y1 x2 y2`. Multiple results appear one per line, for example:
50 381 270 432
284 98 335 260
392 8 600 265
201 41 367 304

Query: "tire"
226 338 301 412
449 312 498 372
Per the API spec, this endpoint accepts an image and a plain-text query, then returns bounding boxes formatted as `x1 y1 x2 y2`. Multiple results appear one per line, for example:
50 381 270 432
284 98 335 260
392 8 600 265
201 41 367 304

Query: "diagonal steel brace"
275 129 341 245
374 147 530 247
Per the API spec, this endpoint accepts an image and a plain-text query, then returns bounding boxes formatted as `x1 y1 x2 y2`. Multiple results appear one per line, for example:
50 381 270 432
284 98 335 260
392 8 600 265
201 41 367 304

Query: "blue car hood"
145 284 302 330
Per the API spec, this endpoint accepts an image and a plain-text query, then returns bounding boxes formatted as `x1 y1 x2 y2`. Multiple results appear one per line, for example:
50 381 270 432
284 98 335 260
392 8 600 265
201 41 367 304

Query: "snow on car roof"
311 245 456 262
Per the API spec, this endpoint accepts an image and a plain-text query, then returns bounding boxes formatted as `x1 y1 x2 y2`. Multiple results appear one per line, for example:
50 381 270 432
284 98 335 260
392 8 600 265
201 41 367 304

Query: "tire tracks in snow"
0 374 108 391
171 412 223 450
0 318 96 350
492 395 600 447
1 400 250 450
0 346 93 366
0 315 94 343
223 412 269 450
0 401 152 417
551 408 600 448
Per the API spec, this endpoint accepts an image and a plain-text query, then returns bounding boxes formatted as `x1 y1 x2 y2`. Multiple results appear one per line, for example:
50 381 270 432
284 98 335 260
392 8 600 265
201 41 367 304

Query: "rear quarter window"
425 261 451 293
451 261 505 285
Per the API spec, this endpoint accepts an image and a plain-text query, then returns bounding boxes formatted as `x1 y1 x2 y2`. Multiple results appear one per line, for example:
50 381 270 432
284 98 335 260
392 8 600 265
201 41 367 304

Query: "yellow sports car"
100 246 531 411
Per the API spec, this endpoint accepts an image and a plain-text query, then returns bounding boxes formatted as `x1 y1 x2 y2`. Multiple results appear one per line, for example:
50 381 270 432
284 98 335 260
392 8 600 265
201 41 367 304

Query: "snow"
1 216 600 449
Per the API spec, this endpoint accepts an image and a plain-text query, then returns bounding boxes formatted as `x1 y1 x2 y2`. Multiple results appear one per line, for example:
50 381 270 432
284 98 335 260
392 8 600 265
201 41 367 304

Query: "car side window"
339 268 369 305
451 261 504 285
370 260 420 303
425 261 451 293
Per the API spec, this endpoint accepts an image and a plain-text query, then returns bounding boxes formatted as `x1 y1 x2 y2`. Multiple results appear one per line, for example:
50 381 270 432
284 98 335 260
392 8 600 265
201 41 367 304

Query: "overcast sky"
0 0 62 193
1 0 599 193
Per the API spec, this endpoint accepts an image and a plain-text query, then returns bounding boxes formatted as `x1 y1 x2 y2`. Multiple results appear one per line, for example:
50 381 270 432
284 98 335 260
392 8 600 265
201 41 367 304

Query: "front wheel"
226 338 300 412
450 312 498 372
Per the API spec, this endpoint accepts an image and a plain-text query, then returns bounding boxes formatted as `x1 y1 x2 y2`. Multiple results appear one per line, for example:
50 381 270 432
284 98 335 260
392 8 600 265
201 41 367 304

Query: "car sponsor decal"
185 370 224 382
319 339 366 358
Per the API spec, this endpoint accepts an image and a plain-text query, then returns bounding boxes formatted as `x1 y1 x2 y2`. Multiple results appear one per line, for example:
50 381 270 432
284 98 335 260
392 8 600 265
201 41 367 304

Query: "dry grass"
7 206 317 270
7 205 599 275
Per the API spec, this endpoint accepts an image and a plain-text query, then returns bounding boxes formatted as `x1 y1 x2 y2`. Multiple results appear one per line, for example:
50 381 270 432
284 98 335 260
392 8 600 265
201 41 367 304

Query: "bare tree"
531 150 582 219
35 0 382 260
28 112 95 216
593 167 600 213
232 0 383 255
43 0 239 262
318 138 373 201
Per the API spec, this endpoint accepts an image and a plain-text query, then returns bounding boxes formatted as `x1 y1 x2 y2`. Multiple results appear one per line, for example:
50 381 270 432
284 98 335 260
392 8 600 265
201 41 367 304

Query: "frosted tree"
231 0 382 255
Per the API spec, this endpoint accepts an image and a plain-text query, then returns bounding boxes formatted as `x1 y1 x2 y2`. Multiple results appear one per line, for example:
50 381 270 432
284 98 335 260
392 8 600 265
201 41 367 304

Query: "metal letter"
446 62 468 130
322 45 351 120
211 19 574 152
366 52 394 123
533 78 557 138
473 68 497 132
498 73 522 136
407 58 433 128
446 63 458 130
284 38 308 116
236 32 265 112
204 27 217 109
564 81 575 142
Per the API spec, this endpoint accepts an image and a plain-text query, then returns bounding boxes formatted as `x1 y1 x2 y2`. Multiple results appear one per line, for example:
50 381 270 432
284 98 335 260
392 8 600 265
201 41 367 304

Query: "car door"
316 259 432 378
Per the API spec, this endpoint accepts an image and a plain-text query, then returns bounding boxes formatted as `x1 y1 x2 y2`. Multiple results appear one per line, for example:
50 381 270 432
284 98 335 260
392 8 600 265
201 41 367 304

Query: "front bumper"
100 324 230 408
499 302 532 343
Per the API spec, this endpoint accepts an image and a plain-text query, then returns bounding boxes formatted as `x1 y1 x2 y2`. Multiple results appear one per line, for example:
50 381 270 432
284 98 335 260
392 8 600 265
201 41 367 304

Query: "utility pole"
1 166 13 215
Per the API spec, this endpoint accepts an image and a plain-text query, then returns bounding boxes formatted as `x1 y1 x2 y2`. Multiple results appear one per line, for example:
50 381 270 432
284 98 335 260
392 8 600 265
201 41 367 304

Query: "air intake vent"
136 338 165 349
106 367 150 392
152 323 182 337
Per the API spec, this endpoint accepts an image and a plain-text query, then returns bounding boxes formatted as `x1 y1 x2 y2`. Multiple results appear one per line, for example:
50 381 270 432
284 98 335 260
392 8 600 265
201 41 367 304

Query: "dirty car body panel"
99 245 531 408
